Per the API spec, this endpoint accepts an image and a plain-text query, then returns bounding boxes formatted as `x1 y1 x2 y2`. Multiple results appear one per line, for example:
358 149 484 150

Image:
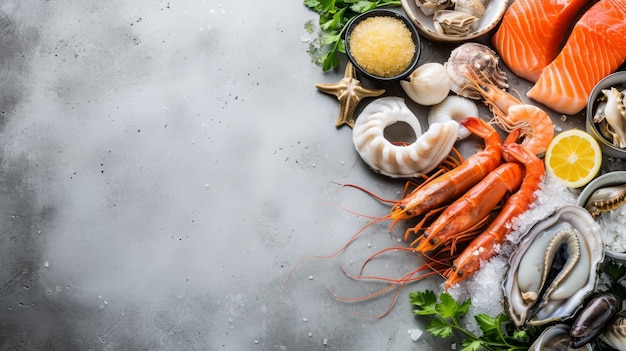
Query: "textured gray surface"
0 1 612 350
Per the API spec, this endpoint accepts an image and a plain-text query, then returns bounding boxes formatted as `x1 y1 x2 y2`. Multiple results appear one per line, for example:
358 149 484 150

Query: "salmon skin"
491 0 589 82
527 0 626 115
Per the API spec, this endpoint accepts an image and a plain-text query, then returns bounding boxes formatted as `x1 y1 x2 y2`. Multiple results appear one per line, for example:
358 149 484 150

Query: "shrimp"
444 142 544 289
465 67 554 156
409 161 524 255
389 117 502 227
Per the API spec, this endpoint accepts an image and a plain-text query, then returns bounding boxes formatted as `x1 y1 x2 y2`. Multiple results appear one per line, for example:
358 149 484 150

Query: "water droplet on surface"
308 275 314 280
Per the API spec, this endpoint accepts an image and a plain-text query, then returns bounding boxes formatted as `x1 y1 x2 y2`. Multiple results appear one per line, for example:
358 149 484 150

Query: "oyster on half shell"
503 205 604 329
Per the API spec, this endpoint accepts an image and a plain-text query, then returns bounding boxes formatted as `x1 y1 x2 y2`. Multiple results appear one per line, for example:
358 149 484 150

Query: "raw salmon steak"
491 0 588 82
527 0 626 115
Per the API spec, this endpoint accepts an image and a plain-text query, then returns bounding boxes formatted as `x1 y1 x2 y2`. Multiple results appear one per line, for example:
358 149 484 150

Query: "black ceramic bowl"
344 9 421 82
585 71 626 159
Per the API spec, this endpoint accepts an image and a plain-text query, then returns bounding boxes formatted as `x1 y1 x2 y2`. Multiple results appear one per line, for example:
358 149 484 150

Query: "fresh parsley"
599 259 626 299
303 0 401 71
409 290 532 351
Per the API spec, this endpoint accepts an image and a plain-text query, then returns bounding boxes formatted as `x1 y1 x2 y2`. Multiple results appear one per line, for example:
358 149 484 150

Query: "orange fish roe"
348 16 416 78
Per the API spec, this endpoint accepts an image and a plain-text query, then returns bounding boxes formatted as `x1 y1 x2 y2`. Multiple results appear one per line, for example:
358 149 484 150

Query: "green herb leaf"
475 313 500 339
426 316 454 338
461 339 483 351
436 292 462 319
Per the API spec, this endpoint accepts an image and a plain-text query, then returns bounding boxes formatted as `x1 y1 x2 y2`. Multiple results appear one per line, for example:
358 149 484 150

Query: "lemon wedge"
544 129 602 188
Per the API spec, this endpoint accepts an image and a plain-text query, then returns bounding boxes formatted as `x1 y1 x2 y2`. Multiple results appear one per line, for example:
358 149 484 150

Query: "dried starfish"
315 62 385 128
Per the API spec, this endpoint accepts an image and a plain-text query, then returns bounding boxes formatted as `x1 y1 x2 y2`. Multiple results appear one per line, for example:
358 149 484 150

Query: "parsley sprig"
410 290 531 351
303 0 401 71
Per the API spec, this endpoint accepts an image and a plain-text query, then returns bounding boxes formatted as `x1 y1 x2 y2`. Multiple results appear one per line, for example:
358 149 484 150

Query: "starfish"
315 62 385 128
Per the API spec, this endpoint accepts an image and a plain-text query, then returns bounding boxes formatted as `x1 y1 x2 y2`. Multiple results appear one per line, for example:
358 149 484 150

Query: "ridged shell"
600 316 626 350
352 97 458 178
445 42 508 99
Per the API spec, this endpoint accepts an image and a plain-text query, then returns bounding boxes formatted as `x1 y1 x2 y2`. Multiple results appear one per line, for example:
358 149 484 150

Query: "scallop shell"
445 42 508 99
352 96 458 178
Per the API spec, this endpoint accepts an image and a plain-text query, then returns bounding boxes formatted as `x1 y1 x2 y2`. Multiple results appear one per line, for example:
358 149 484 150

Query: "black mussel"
570 292 622 348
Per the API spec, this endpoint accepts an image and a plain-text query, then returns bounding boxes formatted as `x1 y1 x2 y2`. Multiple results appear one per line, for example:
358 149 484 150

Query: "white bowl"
577 171 626 261
401 0 508 43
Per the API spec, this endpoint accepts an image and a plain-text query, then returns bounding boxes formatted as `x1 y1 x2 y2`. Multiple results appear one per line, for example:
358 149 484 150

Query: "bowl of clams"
400 0 508 43
585 71 626 159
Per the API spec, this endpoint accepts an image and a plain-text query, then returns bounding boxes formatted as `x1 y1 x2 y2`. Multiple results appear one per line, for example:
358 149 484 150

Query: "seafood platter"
303 0 626 349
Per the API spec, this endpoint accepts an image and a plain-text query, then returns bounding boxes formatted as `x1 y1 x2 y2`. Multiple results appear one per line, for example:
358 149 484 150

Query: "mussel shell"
530 324 593 351
503 205 604 328
570 292 622 348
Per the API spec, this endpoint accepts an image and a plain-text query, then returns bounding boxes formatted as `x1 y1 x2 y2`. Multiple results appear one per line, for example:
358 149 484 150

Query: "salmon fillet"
491 0 588 82
527 0 626 115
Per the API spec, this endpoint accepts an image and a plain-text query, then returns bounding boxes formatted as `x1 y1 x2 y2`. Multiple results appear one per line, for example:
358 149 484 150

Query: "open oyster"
503 205 604 328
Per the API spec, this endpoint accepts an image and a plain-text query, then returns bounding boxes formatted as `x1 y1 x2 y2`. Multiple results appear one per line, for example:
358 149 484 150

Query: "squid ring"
353 96 458 178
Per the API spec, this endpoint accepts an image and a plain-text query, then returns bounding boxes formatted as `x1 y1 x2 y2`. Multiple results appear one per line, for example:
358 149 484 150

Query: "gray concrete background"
0 1 610 350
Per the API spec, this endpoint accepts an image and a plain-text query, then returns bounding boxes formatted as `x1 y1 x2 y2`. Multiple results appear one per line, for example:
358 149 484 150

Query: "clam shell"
445 42 508 99
503 205 604 328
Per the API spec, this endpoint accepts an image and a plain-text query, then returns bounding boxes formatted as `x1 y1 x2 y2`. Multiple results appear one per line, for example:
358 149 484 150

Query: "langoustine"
465 68 554 156
444 141 544 289
526 0 626 115
408 162 523 255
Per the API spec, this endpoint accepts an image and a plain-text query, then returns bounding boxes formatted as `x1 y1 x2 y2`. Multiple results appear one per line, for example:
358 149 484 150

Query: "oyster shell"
433 10 478 35
415 0 452 16
503 205 604 328
600 316 626 350
529 324 592 351
454 0 485 18
445 42 508 99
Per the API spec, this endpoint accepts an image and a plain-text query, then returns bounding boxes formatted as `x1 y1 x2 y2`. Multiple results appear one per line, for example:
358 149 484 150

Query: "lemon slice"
544 129 602 188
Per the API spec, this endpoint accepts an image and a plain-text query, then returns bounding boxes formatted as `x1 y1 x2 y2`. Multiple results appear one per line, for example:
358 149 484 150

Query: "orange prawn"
409 161 524 255
465 68 554 156
389 117 503 227
444 142 544 289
